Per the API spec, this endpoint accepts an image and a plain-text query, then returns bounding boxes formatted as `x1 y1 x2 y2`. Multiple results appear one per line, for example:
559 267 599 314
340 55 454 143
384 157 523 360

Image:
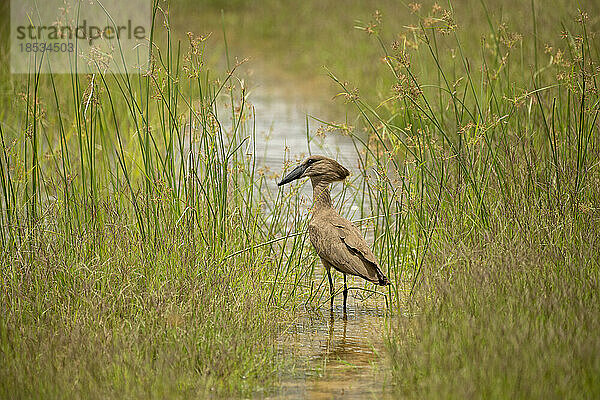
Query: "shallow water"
246 82 359 171
270 301 391 399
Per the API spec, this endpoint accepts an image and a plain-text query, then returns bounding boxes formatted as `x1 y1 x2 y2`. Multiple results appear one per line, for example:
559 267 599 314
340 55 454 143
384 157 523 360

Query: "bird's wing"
308 212 385 284
331 217 379 267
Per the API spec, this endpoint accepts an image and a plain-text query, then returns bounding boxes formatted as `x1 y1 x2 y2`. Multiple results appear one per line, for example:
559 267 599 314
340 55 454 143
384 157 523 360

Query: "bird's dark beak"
278 164 307 186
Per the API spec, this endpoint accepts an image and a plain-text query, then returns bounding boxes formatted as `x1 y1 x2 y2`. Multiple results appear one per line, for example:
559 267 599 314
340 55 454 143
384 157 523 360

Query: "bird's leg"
327 267 334 310
343 273 348 313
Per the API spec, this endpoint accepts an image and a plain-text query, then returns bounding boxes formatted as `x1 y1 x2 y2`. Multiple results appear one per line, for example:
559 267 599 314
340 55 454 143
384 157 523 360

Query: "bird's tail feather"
376 268 390 286
378 276 390 286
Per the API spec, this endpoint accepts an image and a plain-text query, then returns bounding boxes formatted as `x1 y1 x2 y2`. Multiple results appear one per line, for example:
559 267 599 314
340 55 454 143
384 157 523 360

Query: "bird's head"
277 155 350 186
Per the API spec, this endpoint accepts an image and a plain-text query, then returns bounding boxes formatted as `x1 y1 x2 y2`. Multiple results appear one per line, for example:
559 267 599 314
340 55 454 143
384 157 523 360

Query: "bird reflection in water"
298 308 388 399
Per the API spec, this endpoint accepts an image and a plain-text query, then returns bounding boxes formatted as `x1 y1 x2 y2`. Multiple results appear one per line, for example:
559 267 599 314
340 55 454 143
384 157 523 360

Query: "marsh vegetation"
1 0 599 398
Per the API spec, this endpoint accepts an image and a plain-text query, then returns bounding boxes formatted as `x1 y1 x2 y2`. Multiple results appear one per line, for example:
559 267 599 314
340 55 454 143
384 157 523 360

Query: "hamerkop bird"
278 155 389 311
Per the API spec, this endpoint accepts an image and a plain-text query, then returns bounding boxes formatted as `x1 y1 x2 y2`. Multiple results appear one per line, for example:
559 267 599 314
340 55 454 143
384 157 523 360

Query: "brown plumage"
278 155 389 310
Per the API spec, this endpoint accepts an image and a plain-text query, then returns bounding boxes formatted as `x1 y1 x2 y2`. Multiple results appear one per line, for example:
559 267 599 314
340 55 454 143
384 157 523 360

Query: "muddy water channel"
246 83 392 397
271 305 392 399
246 81 359 174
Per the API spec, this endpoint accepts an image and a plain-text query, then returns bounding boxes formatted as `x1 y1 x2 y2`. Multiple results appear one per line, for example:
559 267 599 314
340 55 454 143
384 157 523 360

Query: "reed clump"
332 3 600 397
0 2 308 397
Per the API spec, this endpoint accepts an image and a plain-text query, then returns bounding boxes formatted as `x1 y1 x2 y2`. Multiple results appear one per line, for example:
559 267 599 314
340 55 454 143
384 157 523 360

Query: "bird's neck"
311 178 332 210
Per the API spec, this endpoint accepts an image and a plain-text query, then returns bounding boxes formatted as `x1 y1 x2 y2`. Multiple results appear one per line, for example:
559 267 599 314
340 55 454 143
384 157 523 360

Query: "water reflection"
271 305 390 399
